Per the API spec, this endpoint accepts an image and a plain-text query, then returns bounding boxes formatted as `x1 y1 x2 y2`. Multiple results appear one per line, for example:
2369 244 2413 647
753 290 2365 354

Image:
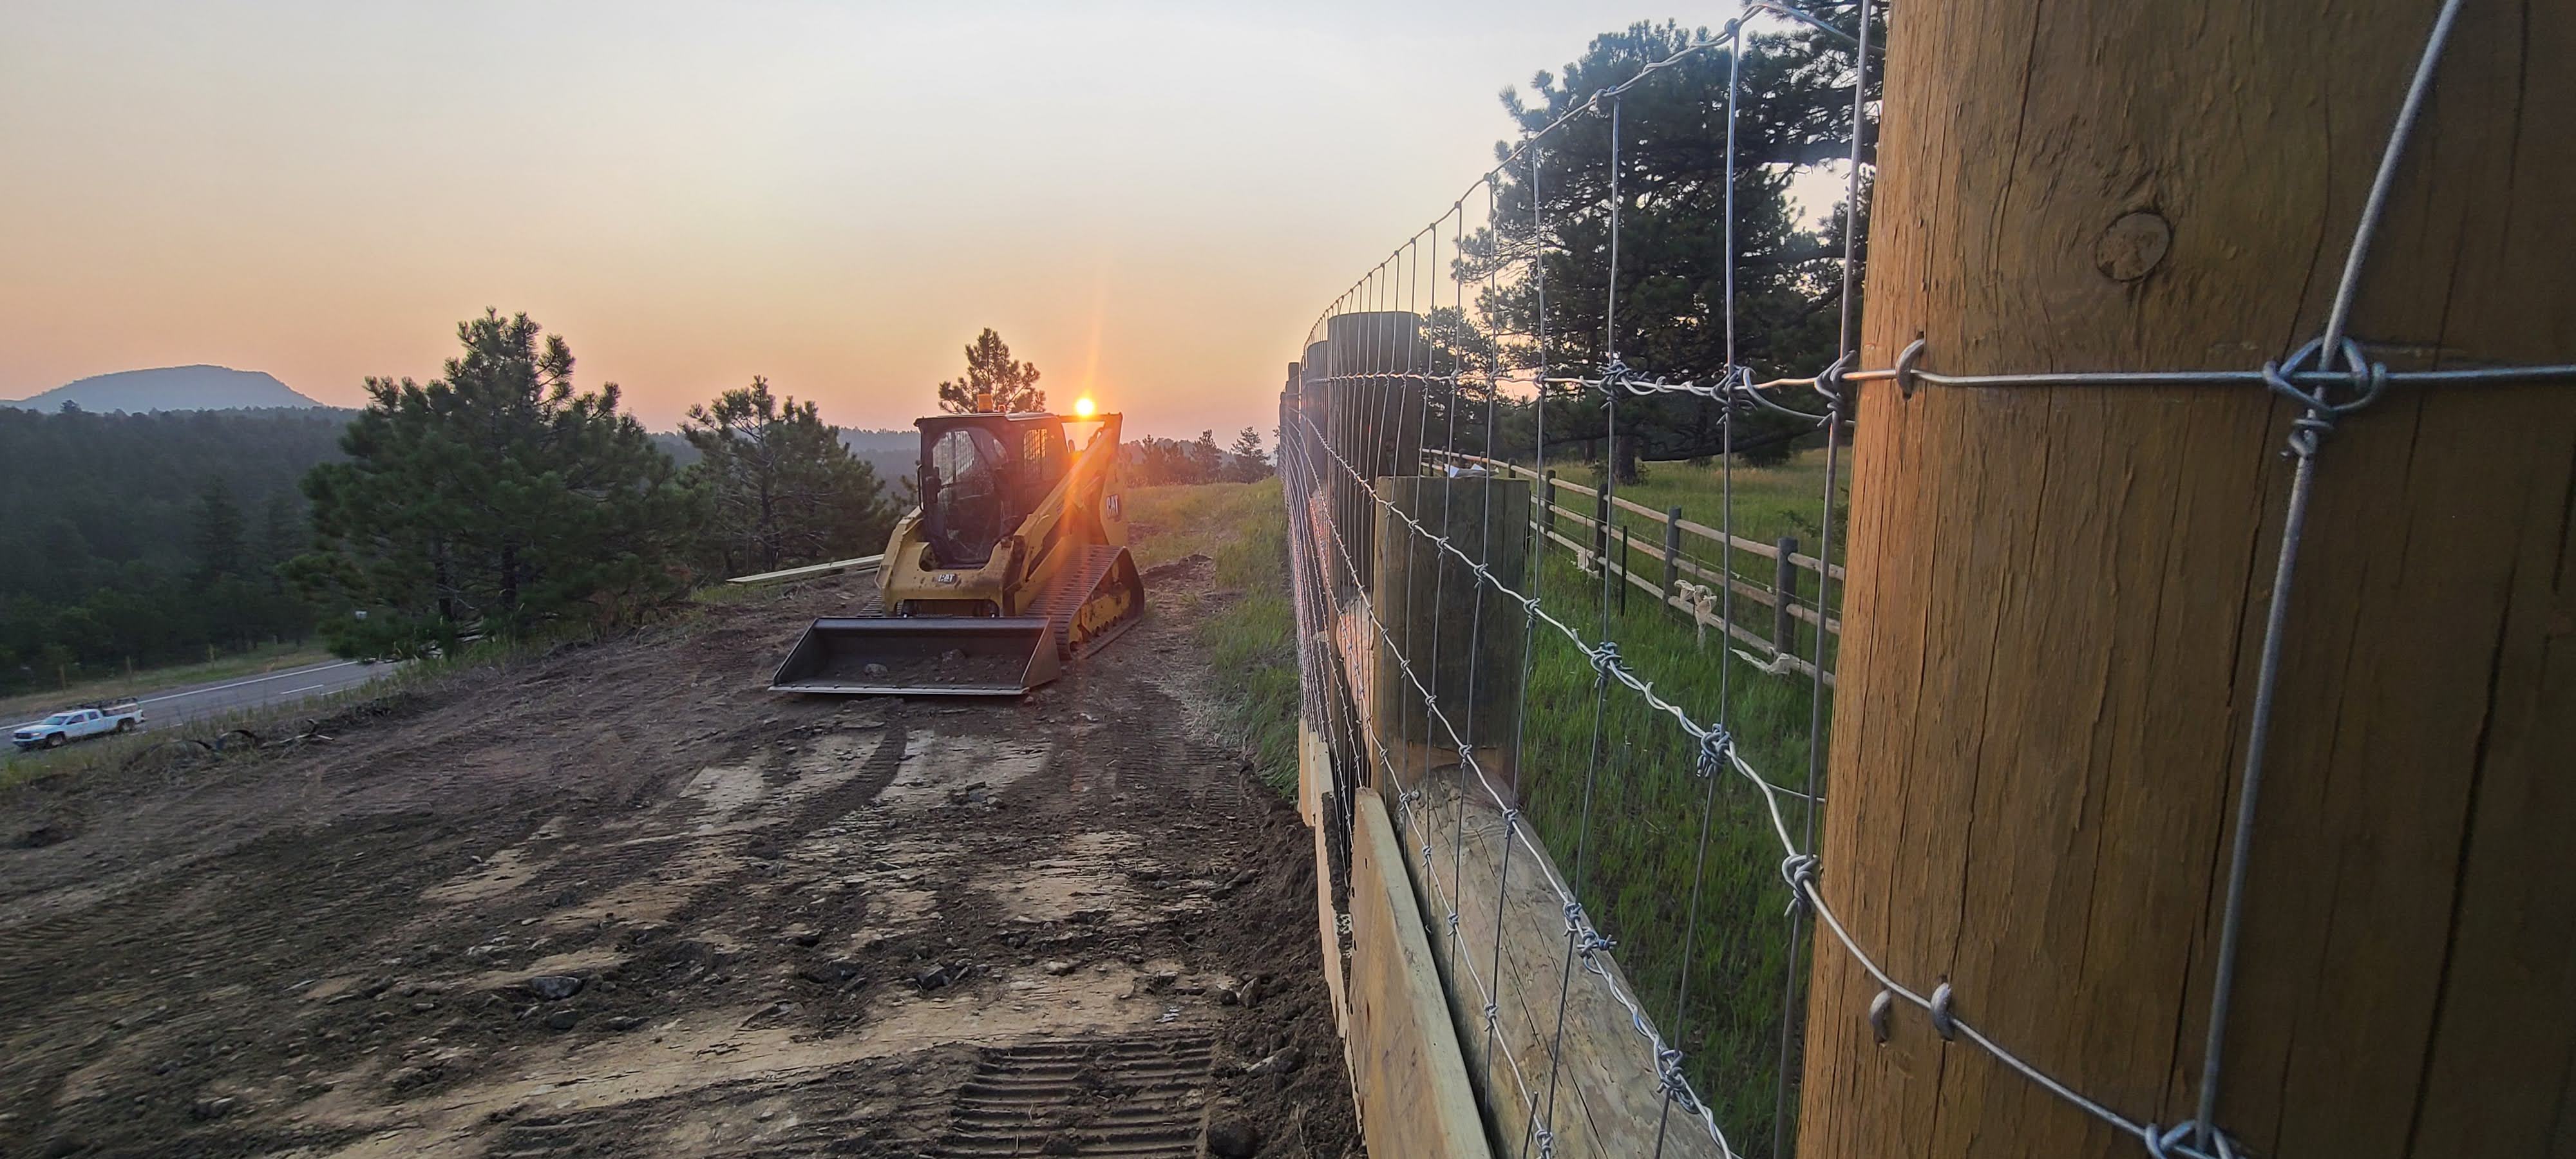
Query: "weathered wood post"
1662 505 1683 600
1772 535 1797 657
1540 469 1557 547
1800 3 2576 1158
1616 523 1631 614
1591 483 1611 565
1370 476 1531 760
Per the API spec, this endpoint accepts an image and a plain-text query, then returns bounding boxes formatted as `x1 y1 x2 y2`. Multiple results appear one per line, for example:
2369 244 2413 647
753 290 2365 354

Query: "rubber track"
1028 544 1134 661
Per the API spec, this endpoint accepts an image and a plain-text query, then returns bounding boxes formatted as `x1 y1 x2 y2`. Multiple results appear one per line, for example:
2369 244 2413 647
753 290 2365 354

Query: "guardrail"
1425 449 1838 684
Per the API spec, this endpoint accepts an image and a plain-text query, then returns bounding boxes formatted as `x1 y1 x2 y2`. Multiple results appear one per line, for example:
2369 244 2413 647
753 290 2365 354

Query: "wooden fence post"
1616 524 1631 614
1540 470 1557 544
1773 535 1797 657
1593 484 1611 564
1802 3 2576 1156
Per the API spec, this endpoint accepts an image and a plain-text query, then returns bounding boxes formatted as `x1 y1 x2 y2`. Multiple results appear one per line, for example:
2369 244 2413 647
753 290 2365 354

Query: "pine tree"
258 494 301 589
191 475 247 589
1226 427 1271 482
934 329 1045 414
683 377 896 576
1464 18 1880 478
290 310 700 657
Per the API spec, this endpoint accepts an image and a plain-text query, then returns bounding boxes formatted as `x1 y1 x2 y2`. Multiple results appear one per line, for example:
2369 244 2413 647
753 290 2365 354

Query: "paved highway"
10 657 396 749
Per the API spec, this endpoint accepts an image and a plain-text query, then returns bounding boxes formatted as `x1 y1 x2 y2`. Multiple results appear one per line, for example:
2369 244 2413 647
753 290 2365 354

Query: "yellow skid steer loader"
770 407 1145 695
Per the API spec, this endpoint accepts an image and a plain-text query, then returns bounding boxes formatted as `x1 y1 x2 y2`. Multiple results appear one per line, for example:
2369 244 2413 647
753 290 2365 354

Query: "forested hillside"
0 407 350 690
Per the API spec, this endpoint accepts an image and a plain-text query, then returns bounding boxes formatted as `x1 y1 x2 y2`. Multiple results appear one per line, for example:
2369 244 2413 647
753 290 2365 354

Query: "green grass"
1128 479 1301 797
1515 531 1829 1145
1416 449 1851 1151
0 642 335 723
1560 447 1848 549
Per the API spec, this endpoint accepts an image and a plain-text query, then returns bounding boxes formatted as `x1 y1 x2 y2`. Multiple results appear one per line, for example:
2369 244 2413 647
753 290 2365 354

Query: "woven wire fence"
1274 1 2575 1157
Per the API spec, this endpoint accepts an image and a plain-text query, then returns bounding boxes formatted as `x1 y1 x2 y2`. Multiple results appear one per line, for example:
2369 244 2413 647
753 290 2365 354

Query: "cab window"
922 425 1012 567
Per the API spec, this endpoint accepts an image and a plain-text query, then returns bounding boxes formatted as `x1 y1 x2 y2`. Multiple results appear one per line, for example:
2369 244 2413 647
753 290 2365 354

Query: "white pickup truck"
10 702 144 751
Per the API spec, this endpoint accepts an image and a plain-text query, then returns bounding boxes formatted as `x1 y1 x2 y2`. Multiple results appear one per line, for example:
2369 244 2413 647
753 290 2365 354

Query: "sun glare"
1074 396 1096 418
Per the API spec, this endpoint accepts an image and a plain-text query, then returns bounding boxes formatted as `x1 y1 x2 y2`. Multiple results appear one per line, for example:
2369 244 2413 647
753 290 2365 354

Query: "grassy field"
1396 449 1850 1147
1556 447 1847 549
1127 479 1301 797
0 642 334 722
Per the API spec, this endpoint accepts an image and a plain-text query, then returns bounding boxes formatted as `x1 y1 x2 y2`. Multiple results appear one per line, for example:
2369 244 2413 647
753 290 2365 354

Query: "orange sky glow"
1 1 1738 440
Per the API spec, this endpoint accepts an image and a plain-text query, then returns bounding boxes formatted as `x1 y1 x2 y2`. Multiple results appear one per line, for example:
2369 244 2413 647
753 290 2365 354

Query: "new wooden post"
1801 3 2576 1158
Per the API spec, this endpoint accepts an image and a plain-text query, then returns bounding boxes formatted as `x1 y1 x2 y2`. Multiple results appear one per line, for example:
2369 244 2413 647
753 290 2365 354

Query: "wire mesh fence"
1274 1 2576 1156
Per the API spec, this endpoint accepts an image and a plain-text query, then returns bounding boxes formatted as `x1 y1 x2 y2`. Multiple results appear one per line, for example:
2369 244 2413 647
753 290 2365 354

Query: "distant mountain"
5 365 322 412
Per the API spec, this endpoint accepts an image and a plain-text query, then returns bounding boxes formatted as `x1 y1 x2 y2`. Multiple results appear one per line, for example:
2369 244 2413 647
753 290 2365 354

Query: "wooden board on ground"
1406 771 1733 1159
1346 791 1492 1159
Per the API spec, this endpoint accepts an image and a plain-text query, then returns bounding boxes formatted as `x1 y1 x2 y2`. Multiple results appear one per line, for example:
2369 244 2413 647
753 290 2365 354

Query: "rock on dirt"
1205 1107 1263 1157
524 974 583 1000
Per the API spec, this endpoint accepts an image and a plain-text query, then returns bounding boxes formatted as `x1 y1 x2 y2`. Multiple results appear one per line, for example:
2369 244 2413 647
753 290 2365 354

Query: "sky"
0 0 1769 440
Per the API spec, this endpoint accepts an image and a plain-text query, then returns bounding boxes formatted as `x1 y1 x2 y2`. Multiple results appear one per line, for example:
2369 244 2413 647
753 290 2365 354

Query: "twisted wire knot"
1482 1000 1500 1030
1695 728 1734 779
2262 336 2388 458
1816 352 1852 402
1656 1048 1701 1113
1779 853 1820 917
2142 1121 2240 1159
1533 1126 1557 1158
1588 641 1625 685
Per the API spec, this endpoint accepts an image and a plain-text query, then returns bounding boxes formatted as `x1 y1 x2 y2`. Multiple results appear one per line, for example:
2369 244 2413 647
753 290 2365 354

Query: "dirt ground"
0 556 1359 1158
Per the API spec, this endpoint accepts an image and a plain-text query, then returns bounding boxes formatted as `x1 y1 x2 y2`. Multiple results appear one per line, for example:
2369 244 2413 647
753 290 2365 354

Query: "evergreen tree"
1226 427 1272 482
291 310 699 658
0 406 337 689
191 475 248 589
258 493 301 590
934 329 1045 414
682 377 897 576
1464 17 1881 480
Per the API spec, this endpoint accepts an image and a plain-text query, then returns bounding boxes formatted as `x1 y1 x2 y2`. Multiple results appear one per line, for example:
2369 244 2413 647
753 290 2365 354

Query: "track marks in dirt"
0 569 1361 1158
933 1033 1215 1158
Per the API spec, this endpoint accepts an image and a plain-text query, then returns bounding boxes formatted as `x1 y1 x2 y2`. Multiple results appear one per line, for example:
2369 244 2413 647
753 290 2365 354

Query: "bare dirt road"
0 557 1355 1158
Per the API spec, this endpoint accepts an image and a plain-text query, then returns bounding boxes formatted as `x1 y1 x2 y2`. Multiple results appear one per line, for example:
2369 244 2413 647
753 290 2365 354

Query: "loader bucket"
768 616 1062 696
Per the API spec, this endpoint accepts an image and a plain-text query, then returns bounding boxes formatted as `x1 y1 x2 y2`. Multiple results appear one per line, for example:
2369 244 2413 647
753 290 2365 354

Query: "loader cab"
917 413 1070 568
